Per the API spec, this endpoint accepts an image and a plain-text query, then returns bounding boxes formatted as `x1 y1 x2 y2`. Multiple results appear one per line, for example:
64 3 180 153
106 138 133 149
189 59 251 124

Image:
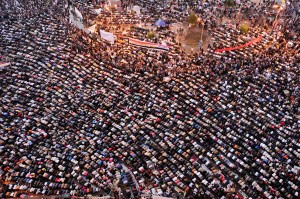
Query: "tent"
100 30 115 44
85 24 97 34
155 19 166 27
69 7 85 30
132 5 141 15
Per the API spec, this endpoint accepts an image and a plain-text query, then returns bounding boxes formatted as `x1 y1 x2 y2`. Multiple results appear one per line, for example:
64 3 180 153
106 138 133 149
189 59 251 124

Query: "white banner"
100 30 115 44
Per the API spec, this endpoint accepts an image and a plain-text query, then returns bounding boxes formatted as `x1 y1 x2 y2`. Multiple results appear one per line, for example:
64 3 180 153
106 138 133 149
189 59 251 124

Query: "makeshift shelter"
132 5 141 15
85 24 97 34
100 30 115 44
69 7 84 30
155 19 166 27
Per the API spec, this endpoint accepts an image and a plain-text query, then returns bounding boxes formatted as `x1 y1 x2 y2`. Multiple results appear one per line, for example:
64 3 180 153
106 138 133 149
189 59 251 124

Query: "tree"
187 13 198 25
240 23 249 34
225 0 235 7
147 31 155 39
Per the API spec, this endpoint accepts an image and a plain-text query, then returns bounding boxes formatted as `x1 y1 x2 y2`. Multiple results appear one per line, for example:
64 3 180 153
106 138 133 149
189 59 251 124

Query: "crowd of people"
0 0 299 198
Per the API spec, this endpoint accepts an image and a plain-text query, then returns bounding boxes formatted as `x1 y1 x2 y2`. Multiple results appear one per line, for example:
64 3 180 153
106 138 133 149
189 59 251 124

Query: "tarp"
128 38 169 51
132 6 141 15
214 36 262 53
155 19 166 27
100 30 115 44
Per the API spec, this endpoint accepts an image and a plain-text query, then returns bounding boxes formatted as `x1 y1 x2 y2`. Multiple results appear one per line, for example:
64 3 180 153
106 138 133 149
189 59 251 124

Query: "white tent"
132 5 141 15
69 7 85 30
85 24 97 34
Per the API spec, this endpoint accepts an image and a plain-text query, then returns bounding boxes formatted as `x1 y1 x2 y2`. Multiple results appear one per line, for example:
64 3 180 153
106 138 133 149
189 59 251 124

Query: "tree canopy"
187 13 198 25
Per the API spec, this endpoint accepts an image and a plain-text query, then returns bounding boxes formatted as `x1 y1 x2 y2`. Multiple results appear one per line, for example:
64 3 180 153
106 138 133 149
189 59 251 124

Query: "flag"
215 36 262 53
100 30 115 44
128 38 169 51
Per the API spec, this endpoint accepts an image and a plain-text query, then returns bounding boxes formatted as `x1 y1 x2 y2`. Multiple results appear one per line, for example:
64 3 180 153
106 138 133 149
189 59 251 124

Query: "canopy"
132 5 141 15
155 19 166 27
69 7 85 30
85 24 97 34
100 30 115 44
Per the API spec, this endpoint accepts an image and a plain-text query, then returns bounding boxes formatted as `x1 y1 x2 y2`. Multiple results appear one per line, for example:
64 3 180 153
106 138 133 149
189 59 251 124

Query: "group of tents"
69 1 168 44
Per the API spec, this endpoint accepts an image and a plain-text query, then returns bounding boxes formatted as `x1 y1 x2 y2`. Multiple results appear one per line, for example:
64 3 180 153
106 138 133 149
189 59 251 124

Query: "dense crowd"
0 0 299 198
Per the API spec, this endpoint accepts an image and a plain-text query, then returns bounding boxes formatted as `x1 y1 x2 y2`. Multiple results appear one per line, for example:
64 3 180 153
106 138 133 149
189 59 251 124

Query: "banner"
100 30 115 44
128 38 169 51
214 36 262 53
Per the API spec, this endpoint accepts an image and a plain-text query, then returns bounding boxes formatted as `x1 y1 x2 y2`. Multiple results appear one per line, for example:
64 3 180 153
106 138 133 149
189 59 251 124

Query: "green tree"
147 31 155 39
240 23 249 34
187 13 198 25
